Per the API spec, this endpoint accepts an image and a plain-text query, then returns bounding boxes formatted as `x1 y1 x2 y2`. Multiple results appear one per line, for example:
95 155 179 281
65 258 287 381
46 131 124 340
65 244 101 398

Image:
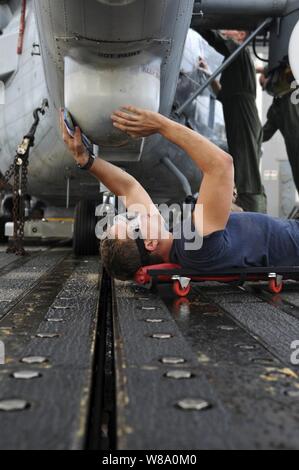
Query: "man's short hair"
100 237 163 281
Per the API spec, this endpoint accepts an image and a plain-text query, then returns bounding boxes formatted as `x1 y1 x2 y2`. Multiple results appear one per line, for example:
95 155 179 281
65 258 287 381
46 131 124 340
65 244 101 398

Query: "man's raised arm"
112 106 234 236
60 111 159 216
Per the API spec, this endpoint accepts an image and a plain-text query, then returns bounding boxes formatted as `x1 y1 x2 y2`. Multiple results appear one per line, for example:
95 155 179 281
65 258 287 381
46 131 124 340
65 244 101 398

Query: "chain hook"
1 99 48 256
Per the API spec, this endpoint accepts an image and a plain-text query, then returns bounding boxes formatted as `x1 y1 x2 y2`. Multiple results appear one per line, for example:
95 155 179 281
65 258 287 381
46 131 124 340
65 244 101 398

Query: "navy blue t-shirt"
170 212 299 272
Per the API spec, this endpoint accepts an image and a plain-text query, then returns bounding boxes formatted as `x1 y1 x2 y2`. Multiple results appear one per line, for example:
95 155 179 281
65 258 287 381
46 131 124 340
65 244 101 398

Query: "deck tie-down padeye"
0 99 48 256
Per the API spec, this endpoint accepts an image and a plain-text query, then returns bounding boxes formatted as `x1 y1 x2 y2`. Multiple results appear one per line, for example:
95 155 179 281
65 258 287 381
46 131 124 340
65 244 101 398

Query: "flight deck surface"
0 245 298 450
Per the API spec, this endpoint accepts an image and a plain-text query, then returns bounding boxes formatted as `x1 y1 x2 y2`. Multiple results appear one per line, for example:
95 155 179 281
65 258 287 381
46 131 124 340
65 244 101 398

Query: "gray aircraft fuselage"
0 0 298 208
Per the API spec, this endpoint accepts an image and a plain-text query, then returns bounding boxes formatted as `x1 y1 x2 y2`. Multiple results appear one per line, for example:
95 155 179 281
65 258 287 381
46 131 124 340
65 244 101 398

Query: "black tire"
73 200 99 256
0 216 9 243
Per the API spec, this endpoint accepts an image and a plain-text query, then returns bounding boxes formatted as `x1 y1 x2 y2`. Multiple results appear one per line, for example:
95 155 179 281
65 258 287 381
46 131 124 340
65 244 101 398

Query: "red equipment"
17 0 26 55
134 264 299 297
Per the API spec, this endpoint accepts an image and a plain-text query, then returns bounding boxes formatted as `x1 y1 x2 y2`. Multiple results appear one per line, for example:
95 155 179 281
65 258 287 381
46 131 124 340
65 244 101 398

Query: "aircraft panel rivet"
160 357 186 365
12 371 41 380
145 319 164 323
21 356 48 364
0 399 30 412
165 370 193 379
218 325 235 331
285 390 299 398
150 334 173 340
176 398 211 411
36 333 60 339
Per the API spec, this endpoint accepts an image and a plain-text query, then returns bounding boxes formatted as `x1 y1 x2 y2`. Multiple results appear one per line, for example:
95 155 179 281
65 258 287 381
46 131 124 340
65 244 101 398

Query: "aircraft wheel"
172 281 191 297
0 216 9 243
73 200 99 256
268 279 283 294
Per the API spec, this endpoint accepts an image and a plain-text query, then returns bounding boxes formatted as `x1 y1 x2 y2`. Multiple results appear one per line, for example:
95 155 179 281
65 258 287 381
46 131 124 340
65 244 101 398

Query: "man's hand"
198 58 211 75
111 106 167 138
60 110 89 166
259 74 269 90
256 66 269 90
198 58 221 97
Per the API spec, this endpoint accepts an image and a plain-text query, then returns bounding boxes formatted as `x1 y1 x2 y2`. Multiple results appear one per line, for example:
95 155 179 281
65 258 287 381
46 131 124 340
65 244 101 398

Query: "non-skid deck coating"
113 280 299 450
0 249 70 321
1 246 299 450
0 247 101 450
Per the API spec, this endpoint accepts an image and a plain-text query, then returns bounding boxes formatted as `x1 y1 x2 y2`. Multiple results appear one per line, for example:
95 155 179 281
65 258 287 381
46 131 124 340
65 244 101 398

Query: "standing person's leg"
224 100 267 213
276 97 299 195
236 192 267 213
236 139 267 214
285 140 299 195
